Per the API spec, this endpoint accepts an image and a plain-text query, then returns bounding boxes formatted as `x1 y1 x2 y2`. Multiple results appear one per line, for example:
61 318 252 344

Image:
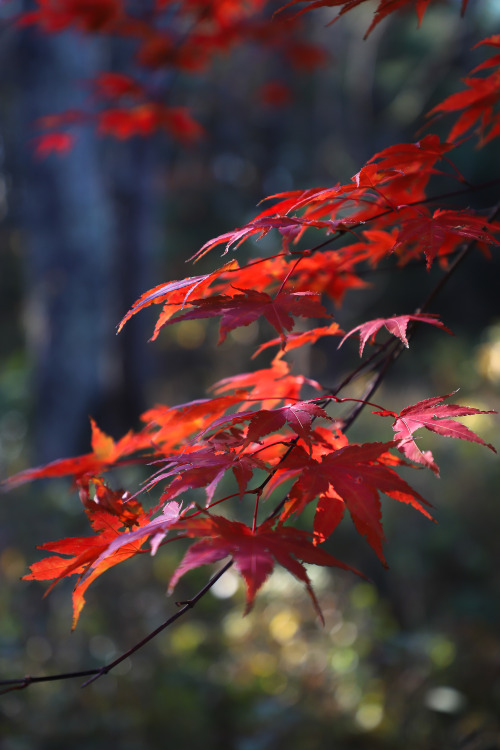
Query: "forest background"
0 0 499 748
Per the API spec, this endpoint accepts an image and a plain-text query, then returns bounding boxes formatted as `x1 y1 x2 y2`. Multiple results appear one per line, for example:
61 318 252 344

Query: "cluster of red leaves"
6 3 498 628
31 82 204 156
18 0 124 33
10 380 494 626
24 7 500 157
428 36 500 145
22 2 500 156
20 0 328 155
22 477 154 629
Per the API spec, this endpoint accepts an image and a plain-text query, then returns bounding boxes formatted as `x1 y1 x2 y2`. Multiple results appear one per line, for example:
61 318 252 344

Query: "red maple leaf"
355 135 464 199
285 250 369 305
427 36 500 144
337 229 398 269
283 442 432 564
4 419 152 489
191 214 356 260
245 401 330 447
93 72 144 100
367 135 457 174
392 208 500 268
339 313 453 356
117 262 238 337
144 445 268 506
198 400 330 448
212 358 322 411
157 288 330 346
23 480 151 628
76 501 184 584
253 322 342 358
19 0 123 33
374 393 497 475
79 477 145 529
33 132 75 158
141 395 249 454
98 105 203 142
168 515 359 621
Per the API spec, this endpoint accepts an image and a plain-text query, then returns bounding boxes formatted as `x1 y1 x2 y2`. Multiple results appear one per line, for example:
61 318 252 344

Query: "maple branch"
276 254 307 295
341 341 402 433
327 338 396 397
252 492 261 533
80 558 233 687
258 438 300 495
0 560 234 694
8 192 496 697
0 669 100 696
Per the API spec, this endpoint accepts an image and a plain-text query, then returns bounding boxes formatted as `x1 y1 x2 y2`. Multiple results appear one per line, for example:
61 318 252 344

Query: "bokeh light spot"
355 701 384 731
269 609 300 644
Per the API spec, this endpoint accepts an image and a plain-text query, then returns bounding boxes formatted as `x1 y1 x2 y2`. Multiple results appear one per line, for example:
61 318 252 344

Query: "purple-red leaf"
157 288 330 347
168 515 359 621
375 393 497 475
339 313 453 356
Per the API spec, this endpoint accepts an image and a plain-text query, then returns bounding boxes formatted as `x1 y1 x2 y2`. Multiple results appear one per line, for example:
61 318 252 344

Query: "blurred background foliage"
1 0 500 748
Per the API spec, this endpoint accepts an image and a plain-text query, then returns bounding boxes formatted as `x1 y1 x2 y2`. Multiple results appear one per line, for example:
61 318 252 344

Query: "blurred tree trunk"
14 20 159 463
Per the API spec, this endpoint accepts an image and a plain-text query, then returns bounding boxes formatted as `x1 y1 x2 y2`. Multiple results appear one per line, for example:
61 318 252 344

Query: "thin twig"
0 560 233 694
80 558 233 688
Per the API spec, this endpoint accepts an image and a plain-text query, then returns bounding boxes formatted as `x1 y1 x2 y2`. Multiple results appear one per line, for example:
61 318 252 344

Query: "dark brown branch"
0 560 233 694
0 670 100 695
